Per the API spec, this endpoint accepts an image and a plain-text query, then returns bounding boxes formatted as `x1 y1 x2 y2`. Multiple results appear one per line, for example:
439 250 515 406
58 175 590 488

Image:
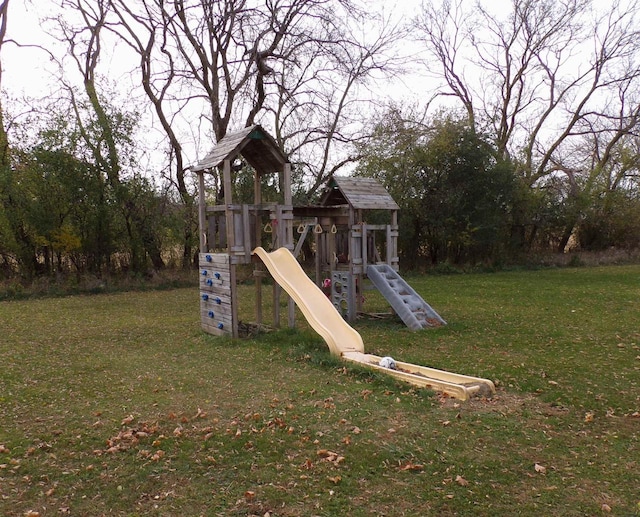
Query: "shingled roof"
191 125 288 174
321 176 399 210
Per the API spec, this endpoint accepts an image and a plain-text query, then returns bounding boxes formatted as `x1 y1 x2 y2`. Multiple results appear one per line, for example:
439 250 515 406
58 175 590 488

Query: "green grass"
1 265 639 516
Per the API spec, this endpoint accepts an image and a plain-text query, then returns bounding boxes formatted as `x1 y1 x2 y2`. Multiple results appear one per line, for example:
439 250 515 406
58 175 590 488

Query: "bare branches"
414 0 475 127
415 0 640 186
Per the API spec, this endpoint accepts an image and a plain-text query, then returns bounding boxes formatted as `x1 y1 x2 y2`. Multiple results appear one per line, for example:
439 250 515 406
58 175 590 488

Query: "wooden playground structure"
190 125 493 400
191 124 443 338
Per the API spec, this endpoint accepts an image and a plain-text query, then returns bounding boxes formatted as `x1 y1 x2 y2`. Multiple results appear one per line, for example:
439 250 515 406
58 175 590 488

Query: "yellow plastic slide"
253 246 364 356
253 247 495 400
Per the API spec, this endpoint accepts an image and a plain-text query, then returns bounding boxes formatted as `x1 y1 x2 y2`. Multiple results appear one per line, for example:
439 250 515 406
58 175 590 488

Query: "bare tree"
104 0 406 203
269 8 407 198
0 0 9 167
108 0 197 266
53 0 168 270
415 0 640 250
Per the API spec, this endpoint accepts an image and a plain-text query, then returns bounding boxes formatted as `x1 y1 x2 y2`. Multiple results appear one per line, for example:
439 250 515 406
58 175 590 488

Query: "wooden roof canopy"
320 176 399 211
191 124 288 175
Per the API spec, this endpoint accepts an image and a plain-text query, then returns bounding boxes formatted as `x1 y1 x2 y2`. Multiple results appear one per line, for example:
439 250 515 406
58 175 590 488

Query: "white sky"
1 0 434 171
3 0 626 173
2 0 429 100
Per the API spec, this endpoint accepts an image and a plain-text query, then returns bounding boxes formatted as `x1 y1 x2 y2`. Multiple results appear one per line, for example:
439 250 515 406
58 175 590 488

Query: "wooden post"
361 222 368 273
223 159 234 252
283 162 293 251
272 209 281 328
242 204 251 262
391 210 399 270
315 218 321 286
198 171 207 252
230 262 238 338
221 159 239 337
254 170 263 326
283 163 295 329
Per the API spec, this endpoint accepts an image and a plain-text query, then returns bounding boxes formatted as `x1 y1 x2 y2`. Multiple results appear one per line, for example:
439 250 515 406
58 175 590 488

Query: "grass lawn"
1 265 639 516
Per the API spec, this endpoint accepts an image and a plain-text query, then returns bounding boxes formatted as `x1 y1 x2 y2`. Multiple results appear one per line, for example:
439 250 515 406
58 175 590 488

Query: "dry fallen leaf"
327 475 342 484
455 475 469 486
601 503 612 513
399 461 424 472
584 411 595 423
534 463 546 474
317 449 337 458
121 415 134 426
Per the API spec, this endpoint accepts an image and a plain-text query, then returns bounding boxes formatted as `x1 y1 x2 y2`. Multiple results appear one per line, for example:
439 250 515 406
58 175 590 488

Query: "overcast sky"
1 0 434 170
2 0 428 100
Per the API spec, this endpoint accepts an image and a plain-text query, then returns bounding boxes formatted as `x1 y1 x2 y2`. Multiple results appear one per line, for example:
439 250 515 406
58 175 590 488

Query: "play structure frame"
191 125 492 400
192 125 295 337
191 124 408 336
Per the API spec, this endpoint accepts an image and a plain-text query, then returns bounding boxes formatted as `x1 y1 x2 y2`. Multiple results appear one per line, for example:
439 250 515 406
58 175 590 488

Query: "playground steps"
367 264 446 330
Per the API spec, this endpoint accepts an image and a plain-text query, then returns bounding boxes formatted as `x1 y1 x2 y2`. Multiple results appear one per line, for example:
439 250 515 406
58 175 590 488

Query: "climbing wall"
199 253 235 336
367 264 446 330
330 271 356 321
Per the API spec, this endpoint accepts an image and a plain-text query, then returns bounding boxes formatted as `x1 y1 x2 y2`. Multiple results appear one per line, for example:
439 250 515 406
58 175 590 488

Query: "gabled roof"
191 125 288 174
321 176 399 210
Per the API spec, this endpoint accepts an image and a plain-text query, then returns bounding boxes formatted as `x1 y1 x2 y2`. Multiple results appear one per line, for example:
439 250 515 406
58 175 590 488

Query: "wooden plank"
230 263 238 338
361 223 368 272
199 277 232 292
255 266 263 326
200 304 233 320
199 252 229 267
200 322 227 336
201 316 233 335
200 294 232 309
273 281 281 328
223 159 235 252
198 172 207 252
288 295 295 329
243 204 252 261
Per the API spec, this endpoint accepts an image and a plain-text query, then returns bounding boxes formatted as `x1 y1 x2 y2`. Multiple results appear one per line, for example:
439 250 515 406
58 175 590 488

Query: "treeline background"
1 0 640 285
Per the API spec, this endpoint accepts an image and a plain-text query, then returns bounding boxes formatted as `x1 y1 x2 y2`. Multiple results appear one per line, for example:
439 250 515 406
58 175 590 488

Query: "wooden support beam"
198 172 206 252
223 160 235 253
